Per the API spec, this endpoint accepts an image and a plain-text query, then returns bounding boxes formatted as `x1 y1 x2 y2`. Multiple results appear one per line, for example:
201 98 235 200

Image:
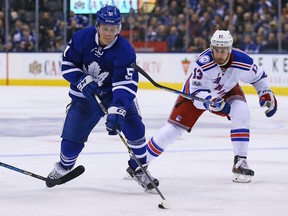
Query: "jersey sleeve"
110 42 138 110
61 31 86 85
239 59 270 92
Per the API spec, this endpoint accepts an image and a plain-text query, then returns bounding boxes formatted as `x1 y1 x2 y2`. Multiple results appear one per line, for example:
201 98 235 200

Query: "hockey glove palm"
258 89 277 117
204 96 231 117
76 75 99 104
105 106 126 135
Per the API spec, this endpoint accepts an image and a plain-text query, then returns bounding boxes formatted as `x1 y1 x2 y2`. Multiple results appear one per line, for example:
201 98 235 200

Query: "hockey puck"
158 199 169 209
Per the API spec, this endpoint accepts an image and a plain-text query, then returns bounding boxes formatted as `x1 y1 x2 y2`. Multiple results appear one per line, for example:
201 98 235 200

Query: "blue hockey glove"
76 75 99 104
258 89 277 117
204 96 231 117
105 106 126 135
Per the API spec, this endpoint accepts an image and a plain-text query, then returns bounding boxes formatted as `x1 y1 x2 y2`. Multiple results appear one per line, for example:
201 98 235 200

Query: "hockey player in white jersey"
46 5 159 190
146 30 277 183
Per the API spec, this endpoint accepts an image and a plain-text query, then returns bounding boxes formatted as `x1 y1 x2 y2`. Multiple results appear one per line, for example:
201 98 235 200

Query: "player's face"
98 24 119 46
212 47 230 65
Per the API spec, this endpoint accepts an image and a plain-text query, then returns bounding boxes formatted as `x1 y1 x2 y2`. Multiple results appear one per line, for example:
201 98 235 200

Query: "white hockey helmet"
210 30 233 52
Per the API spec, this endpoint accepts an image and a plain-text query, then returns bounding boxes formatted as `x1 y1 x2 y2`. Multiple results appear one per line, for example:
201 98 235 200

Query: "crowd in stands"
0 0 287 53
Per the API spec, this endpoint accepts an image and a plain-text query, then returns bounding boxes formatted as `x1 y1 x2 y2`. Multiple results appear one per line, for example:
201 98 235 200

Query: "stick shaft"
95 96 167 201
0 161 47 181
131 63 217 106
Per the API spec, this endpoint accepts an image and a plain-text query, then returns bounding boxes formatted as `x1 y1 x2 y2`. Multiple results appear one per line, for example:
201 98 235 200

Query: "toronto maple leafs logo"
83 62 109 87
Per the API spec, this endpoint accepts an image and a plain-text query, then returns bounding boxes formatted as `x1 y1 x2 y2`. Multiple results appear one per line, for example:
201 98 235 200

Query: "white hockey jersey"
182 48 269 109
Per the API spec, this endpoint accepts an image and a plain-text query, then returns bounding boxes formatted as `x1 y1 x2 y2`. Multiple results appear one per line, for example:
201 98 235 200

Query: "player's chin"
216 60 224 65
102 39 113 46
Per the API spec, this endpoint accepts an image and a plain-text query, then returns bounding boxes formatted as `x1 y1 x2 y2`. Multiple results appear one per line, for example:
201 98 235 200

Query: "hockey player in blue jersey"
145 30 277 183
46 5 159 190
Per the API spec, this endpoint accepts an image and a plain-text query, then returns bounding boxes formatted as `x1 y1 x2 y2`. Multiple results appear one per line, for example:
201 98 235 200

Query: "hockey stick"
95 95 169 209
131 63 220 107
0 161 85 187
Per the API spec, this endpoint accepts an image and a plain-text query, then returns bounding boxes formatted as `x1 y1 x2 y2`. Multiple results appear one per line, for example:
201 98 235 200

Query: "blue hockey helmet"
96 5 122 26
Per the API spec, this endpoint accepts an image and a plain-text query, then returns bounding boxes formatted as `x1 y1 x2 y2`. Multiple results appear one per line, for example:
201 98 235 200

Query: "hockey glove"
204 96 231 117
258 89 277 117
76 75 99 104
105 106 126 135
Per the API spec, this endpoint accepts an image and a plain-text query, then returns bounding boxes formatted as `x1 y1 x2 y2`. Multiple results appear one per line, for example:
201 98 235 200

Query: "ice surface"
0 86 287 216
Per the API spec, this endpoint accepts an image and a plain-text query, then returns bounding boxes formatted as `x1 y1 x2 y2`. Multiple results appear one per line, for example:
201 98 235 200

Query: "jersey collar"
95 31 118 50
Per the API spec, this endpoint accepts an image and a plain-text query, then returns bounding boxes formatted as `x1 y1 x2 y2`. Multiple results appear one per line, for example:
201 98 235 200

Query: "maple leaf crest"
83 62 109 87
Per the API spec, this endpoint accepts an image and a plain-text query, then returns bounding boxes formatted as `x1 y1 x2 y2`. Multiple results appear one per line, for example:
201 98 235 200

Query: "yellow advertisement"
138 0 156 13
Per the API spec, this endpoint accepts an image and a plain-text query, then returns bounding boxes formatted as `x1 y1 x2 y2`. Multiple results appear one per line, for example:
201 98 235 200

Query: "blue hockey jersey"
61 26 138 110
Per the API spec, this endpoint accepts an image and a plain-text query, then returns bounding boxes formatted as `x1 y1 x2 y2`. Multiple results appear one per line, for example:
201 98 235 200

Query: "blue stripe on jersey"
250 71 268 84
230 65 250 71
202 63 217 72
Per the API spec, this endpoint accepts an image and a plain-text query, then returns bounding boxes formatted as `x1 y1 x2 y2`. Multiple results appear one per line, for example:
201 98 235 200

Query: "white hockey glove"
105 106 126 135
204 96 231 117
258 89 277 117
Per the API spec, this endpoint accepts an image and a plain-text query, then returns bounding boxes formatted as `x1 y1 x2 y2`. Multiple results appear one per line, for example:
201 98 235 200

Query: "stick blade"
46 165 85 188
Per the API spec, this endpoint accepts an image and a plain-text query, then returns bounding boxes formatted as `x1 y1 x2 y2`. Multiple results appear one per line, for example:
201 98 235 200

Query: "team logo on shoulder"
199 55 210 64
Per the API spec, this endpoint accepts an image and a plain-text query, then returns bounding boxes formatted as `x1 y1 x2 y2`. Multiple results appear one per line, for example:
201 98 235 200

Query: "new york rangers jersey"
182 48 269 107
61 26 138 110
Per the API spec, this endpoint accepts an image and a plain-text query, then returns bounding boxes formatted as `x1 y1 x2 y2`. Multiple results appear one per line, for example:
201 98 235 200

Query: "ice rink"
0 86 287 216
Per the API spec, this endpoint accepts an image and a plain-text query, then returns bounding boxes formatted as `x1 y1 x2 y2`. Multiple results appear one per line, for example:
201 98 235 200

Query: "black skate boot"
232 155 254 183
126 164 159 191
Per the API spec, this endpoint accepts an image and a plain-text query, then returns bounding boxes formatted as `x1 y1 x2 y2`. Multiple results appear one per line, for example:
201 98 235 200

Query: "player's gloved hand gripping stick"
131 63 220 108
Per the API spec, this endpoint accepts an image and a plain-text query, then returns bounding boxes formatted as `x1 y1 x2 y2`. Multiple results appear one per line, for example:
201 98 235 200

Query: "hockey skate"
232 156 254 183
46 162 70 187
126 165 159 191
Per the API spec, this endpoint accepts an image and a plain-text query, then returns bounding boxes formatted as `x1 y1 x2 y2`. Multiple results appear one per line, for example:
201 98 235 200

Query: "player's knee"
230 100 250 127
61 139 84 156
154 123 185 145
123 114 145 140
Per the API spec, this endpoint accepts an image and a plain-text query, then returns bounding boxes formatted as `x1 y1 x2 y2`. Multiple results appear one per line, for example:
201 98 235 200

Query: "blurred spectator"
5 41 15 52
67 20 82 41
68 11 89 28
167 25 184 52
0 0 286 53
262 32 278 52
254 34 266 53
13 24 36 52
0 19 4 45
54 36 65 51
41 29 57 52
239 34 257 53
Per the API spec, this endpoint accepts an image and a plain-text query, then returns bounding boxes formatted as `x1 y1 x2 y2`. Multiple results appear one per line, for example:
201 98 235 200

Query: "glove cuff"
77 75 94 91
108 106 126 117
258 89 273 96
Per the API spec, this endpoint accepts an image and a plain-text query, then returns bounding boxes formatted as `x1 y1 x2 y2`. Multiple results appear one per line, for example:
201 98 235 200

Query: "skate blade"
232 173 252 183
123 173 134 180
144 188 157 194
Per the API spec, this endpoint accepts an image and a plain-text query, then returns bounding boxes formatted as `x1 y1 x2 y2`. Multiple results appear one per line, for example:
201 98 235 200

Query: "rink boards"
0 52 287 95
